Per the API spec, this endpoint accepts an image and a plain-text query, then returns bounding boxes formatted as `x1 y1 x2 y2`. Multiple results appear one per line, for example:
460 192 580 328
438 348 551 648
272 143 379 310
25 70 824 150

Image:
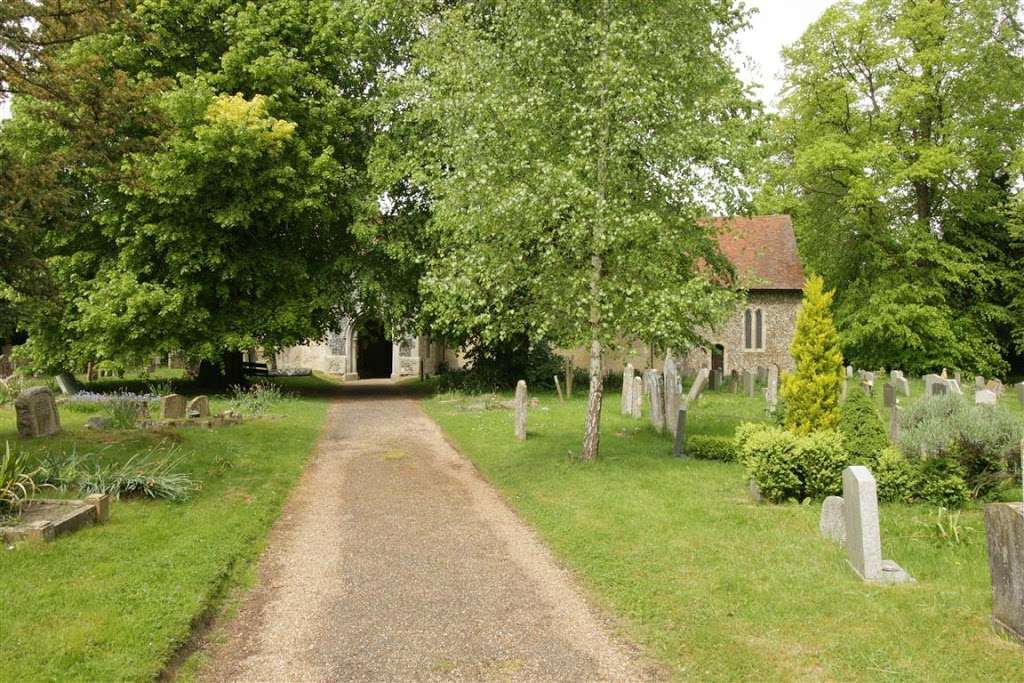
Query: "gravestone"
514 380 527 440
1017 382 1024 408
621 364 635 416
954 371 962 385
553 375 564 402
942 367 949 379
729 369 739 394
861 371 876 388
842 466 913 584
188 395 210 418
945 379 963 396
987 378 1005 396
890 369 903 383
664 359 681 437
846 365 854 378
889 403 900 442
710 369 723 391
984 503 1024 644
923 373 943 396
894 375 910 397
840 378 848 402
687 368 710 405
161 394 186 420
644 370 665 433
54 372 81 396
672 407 688 458
15 387 61 438
975 389 998 407
743 369 755 398
766 365 779 413
819 496 845 545
883 384 895 408
976 375 987 390
757 366 768 384
631 376 643 419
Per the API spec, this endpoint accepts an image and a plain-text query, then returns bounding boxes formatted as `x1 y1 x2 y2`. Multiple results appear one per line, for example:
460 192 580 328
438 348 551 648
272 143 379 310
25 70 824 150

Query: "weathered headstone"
621 363 635 416
15 387 61 438
514 380 527 440
554 375 564 402
766 365 779 413
645 370 665 433
976 389 998 407
945 379 963 396
710 369 723 391
890 369 903 383
987 378 1005 396
743 369 755 398
889 403 900 442
54 372 81 396
631 376 643 419
1017 382 1024 408
820 496 845 545
86 416 113 430
757 366 768 384
188 395 210 418
954 371 962 385
840 378 848 402
976 375 987 390
861 371 876 388
883 383 895 408
664 359 681 437
729 369 739 394
984 503 1024 644
923 373 943 396
672 407 688 458
846 365 854 378
842 466 913 584
942 367 949 379
160 393 187 420
894 375 910 397
686 368 710 405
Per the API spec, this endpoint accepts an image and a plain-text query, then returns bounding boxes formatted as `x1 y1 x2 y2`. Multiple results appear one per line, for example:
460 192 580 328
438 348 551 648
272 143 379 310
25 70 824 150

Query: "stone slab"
820 496 845 545
985 503 1024 644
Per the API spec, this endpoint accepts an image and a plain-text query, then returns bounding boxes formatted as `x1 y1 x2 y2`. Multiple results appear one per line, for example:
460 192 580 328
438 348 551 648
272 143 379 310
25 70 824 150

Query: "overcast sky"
0 1 837 121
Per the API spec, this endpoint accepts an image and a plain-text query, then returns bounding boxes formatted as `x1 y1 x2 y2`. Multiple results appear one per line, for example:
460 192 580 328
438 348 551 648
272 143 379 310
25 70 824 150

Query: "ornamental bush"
838 388 889 465
739 425 803 502
687 435 736 462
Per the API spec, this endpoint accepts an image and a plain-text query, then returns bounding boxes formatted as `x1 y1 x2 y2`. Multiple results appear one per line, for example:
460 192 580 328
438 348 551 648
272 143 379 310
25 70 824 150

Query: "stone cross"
621 363 635 416
514 380 527 440
664 358 681 437
631 376 643 419
15 386 61 438
644 370 665 433
976 389 998 407
687 368 710 405
984 502 1024 644
766 365 779 413
672 407 688 458
161 394 187 419
883 383 895 408
842 466 913 584
188 395 210 418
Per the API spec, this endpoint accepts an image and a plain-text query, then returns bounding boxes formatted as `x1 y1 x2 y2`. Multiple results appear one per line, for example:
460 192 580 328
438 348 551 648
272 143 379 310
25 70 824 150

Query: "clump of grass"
1 442 41 519
228 382 285 416
36 444 200 502
0 376 26 407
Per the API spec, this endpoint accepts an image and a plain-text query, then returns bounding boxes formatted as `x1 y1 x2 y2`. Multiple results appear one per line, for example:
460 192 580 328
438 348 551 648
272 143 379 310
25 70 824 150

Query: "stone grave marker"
757 366 768 384
621 363 635 416
631 376 643 419
686 368 710 405
766 366 779 413
553 375 564 402
644 370 665 433
976 375 987 390
883 383 895 408
710 369 724 391
54 372 81 396
954 371 962 385
842 466 913 584
889 403 900 442
743 369 755 398
160 394 187 419
984 502 1024 644
819 496 845 545
188 395 210 418
945 379 963 396
846 365 853 378
975 389 998 407
987 378 1005 396
672 407 688 458
729 369 739 394
514 380 527 440
15 387 61 438
1017 382 1024 408
664 359 681 437
923 373 943 396
894 375 910 397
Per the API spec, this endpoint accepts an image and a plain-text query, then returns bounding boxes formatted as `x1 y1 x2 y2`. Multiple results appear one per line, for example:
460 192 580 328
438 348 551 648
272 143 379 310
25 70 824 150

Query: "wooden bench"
242 361 270 377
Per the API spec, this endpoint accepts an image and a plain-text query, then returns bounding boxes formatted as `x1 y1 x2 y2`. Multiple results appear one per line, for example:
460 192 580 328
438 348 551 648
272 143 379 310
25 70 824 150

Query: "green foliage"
839 388 890 465
100 394 148 429
781 275 844 434
764 0 1024 374
36 446 200 502
437 339 565 394
687 435 736 462
740 423 855 502
799 430 849 499
227 382 285 417
0 442 40 517
0 375 25 407
929 507 976 547
874 447 915 503
914 457 971 509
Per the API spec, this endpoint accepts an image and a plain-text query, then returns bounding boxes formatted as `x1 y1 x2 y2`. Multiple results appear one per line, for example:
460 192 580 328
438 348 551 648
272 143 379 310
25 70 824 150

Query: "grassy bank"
423 389 1024 682
0 375 333 681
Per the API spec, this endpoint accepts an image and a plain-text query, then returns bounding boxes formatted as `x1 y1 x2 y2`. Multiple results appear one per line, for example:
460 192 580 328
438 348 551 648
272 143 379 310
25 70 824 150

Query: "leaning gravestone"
664 358 681 437
687 368 710 405
54 372 81 396
188 395 210 418
644 370 665 433
984 502 1024 644
976 389 998 407
621 363 635 416
160 394 187 419
15 387 61 438
514 380 527 440
894 375 910 397
842 466 913 584
883 383 895 408
945 379 963 396
819 496 846 545
631 376 643 419
672 407 688 458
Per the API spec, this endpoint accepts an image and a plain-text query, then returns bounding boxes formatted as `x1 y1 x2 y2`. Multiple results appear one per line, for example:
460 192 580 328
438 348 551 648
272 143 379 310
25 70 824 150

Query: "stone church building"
276 215 805 380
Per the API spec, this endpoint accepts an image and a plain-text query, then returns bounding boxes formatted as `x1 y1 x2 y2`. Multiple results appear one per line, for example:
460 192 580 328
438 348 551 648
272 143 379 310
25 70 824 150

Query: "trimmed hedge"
687 435 736 462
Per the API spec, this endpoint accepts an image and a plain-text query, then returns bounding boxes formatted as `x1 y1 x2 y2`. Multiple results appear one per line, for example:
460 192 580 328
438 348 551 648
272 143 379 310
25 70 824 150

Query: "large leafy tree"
383 1 758 460
763 0 1024 376
0 0 429 380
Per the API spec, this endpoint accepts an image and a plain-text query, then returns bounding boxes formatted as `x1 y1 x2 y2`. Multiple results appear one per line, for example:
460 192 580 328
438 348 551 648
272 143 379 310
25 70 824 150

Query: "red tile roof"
712 215 805 291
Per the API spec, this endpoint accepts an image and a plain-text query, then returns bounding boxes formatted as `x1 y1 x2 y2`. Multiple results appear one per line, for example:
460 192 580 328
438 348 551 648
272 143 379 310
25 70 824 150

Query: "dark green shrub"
738 425 803 502
799 430 848 499
874 447 914 503
913 457 970 509
688 435 736 462
437 340 565 393
839 388 889 465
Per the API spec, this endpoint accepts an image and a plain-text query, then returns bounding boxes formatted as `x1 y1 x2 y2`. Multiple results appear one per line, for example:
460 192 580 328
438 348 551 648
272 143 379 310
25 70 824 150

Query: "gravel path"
199 380 651 682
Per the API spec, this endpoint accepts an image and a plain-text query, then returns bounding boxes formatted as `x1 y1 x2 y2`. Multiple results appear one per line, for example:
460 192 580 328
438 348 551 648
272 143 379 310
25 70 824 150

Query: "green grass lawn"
0 374 334 681
424 387 1024 682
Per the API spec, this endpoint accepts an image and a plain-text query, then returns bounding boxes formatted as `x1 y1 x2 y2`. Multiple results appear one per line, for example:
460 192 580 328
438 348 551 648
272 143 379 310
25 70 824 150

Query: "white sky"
0 1 836 121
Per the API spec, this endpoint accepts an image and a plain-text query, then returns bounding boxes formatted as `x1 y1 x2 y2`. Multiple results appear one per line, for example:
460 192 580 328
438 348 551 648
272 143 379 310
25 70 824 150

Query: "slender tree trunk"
580 0 611 463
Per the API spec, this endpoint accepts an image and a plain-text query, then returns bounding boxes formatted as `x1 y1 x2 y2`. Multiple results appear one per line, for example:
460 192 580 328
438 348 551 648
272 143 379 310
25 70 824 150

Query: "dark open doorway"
357 319 393 379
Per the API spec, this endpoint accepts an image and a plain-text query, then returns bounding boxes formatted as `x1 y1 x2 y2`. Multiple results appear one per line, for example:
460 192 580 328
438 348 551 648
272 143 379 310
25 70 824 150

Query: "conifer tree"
781 275 844 434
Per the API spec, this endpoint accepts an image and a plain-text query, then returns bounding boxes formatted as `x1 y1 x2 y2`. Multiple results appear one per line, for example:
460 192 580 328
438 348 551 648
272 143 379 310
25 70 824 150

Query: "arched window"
744 307 765 351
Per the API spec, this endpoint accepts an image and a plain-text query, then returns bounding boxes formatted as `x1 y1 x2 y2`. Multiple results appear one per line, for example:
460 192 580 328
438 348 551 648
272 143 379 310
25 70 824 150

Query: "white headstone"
742 369 755 398
945 379 962 396
644 370 665 433
820 496 846 545
514 380 527 440
842 466 913 584
631 376 643 419
621 364 635 416
766 366 779 413
894 376 910 397
923 374 943 397
975 389 998 407
975 375 987 390
664 358 681 437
